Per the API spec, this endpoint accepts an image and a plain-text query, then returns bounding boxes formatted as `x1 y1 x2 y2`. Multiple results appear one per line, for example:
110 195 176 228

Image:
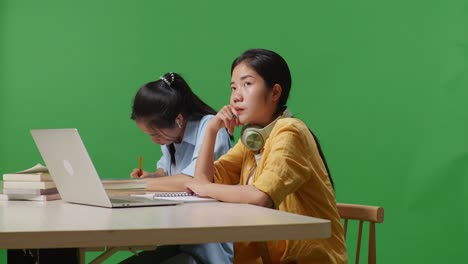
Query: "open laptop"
30 128 182 208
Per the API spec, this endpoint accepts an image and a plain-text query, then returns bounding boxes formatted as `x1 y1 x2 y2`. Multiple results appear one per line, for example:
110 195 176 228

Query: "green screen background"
1 0 467 263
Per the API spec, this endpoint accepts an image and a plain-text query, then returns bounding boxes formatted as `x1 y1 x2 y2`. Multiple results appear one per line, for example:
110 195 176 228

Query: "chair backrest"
337 203 384 264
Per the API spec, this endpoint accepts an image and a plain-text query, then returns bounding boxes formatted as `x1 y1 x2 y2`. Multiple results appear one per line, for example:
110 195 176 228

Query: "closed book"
101 179 147 190
2 187 59 195
0 192 61 201
3 172 52 182
3 181 56 189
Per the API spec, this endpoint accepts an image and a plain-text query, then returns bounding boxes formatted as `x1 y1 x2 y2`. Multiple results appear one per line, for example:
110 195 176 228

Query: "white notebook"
132 192 217 203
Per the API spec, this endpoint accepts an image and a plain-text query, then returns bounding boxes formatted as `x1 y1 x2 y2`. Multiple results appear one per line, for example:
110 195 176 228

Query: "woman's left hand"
185 181 210 197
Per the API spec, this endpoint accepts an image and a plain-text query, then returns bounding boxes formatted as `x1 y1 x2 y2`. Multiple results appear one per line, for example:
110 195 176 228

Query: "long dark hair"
231 48 291 116
131 72 216 127
231 49 335 190
131 72 217 166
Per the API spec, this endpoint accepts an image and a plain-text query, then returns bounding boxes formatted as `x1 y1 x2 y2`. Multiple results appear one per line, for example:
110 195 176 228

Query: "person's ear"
270 84 282 103
175 114 183 128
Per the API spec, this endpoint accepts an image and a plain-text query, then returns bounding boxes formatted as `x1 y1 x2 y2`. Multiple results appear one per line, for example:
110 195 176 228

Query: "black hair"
309 129 335 190
131 72 216 127
131 72 217 166
231 48 291 115
231 49 335 190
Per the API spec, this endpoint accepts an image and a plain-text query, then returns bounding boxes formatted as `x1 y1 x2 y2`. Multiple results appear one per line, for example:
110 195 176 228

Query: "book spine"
2 173 52 182
0 193 61 201
3 188 59 195
2 181 56 189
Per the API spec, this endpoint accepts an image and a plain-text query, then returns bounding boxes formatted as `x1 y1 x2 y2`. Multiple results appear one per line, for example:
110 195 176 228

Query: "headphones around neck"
240 109 292 152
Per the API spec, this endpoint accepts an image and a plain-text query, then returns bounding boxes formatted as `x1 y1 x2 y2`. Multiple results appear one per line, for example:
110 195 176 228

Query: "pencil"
138 156 143 177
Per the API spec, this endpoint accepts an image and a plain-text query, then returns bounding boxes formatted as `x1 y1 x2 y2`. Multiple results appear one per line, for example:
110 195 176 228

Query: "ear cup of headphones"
241 125 265 152
240 109 293 152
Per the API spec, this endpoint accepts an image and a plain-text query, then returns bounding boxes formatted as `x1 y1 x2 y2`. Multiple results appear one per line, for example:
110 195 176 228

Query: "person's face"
230 62 279 127
136 120 180 145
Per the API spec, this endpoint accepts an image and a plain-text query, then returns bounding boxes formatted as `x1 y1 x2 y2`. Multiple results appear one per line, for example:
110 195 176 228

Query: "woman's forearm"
205 183 273 208
194 125 219 182
148 168 166 178
145 174 193 192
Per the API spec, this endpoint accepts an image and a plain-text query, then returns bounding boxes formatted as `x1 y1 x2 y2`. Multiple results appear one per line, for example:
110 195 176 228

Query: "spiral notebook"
132 192 217 203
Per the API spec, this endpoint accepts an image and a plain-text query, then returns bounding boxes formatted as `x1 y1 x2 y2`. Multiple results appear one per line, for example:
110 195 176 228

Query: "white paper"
15 163 48 174
131 192 217 203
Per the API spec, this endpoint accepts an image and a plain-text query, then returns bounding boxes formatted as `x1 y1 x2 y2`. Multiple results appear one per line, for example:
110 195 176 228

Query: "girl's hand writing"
130 169 150 178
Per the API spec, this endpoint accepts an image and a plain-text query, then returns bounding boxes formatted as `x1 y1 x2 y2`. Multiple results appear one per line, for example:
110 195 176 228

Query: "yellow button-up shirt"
214 118 347 264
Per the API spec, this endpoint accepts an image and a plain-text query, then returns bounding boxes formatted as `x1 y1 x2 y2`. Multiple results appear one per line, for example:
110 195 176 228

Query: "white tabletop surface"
0 200 331 249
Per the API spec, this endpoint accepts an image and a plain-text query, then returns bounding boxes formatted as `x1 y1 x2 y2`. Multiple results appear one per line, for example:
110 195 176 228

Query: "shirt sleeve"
213 139 245 185
181 116 232 177
253 120 320 208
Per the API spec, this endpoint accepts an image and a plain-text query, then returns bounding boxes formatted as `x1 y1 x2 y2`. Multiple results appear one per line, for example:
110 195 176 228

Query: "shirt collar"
179 116 198 146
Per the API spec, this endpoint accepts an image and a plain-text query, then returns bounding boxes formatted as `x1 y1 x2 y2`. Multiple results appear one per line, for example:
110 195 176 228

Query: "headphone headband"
240 109 292 152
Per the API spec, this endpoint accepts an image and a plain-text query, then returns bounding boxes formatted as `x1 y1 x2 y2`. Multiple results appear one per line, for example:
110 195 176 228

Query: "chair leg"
369 222 376 264
356 220 363 264
343 219 348 239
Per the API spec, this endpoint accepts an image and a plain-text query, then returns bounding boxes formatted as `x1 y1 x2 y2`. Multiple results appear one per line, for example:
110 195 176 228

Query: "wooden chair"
337 203 384 264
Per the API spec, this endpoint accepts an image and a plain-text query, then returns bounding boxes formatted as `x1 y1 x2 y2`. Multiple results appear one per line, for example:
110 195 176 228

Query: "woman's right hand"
210 105 240 135
130 169 150 178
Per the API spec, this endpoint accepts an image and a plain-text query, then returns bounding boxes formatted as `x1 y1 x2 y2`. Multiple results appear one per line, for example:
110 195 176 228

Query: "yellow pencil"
138 156 143 177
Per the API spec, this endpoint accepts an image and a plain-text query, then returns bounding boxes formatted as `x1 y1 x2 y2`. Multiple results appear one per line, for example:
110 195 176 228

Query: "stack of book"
1 163 61 201
102 178 147 197
101 178 147 190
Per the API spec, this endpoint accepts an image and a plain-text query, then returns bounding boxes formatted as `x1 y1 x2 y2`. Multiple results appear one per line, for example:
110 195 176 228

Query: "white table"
0 200 331 263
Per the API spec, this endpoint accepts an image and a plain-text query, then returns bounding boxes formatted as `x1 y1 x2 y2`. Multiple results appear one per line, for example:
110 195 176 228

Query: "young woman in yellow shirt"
186 48 347 264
